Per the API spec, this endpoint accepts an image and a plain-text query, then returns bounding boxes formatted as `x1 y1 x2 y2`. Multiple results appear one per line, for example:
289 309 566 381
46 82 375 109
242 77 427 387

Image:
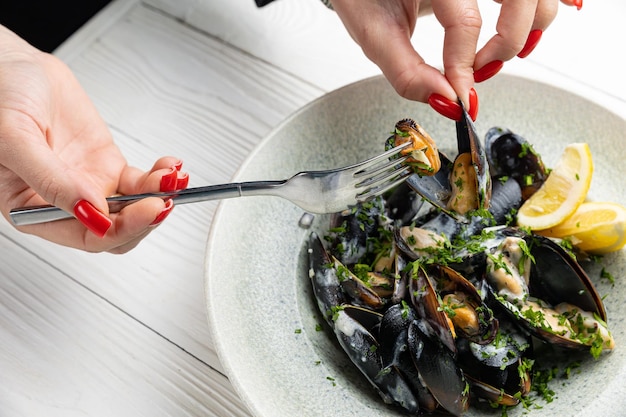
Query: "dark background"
1 0 113 52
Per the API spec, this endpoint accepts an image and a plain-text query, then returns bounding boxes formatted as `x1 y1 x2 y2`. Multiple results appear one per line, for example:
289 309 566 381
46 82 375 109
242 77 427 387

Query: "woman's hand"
331 0 578 120
0 25 188 253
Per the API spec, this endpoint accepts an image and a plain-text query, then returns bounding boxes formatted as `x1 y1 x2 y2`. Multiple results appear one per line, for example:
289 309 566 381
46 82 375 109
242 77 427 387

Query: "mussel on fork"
387 105 491 221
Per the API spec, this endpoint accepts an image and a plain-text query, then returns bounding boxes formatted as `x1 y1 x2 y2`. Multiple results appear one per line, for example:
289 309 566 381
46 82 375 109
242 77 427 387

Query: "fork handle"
9 181 285 226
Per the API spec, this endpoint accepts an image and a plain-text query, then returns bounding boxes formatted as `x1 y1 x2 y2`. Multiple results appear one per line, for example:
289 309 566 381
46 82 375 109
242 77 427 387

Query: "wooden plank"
0 234 251 416
0 203 224 368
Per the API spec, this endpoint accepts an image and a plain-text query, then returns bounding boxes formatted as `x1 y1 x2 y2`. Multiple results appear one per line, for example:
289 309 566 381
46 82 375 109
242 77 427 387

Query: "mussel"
483 229 614 352
406 263 499 353
390 118 441 176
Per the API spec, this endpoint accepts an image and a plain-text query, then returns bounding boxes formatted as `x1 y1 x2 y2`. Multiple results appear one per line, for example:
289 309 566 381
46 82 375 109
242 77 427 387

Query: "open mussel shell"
430 264 499 345
407 263 457 353
308 232 346 326
405 261 499 355
340 249 407 311
529 234 606 321
484 230 609 351
339 266 388 310
524 233 608 351
394 220 454 262
455 320 532 406
485 127 548 201
393 177 523 277
456 103 492 211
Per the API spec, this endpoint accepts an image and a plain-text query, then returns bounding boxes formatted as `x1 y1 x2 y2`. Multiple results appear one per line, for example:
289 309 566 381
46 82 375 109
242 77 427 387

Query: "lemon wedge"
538 201 626 254
517 143 593 230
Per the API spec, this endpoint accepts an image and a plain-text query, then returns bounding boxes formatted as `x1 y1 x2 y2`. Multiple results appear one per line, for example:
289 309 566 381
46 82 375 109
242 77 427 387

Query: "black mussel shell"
485 127 548 201
308 233 346 326
408 319 469 416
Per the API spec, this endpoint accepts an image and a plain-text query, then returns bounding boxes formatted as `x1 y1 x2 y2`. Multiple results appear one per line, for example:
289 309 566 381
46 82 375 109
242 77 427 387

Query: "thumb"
3 134 112 238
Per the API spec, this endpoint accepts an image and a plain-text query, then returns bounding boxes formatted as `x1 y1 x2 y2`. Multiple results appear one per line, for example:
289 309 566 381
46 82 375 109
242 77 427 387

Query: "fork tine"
356 171 412 203
353 154 410 179
352 142 411 176
352 142 413 203
355 166 412 201
354 155 410 187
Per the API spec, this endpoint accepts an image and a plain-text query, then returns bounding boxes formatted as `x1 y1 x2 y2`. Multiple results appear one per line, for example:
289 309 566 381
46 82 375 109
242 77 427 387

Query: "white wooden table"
1 0 624 415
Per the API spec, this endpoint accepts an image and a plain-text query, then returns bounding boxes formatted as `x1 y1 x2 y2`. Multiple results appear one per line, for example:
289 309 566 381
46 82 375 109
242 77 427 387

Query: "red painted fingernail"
468 88 479 121
160 167 178 192
474 60 503 83
150 199 174 226
517 29 542 58
73 200 112 238
176 172 189 190
573 0 582 10
173 160 183 171
428 94 462 121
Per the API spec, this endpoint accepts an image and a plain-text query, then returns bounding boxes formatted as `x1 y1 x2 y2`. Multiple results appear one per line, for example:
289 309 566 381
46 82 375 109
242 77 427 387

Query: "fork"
9 142 412 226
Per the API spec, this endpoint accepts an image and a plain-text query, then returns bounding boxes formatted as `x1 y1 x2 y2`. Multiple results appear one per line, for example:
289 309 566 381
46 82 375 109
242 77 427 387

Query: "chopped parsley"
600 267 615 285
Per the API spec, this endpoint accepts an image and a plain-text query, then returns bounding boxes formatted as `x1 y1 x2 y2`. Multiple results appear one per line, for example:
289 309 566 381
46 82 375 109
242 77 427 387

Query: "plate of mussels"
205 74 626 417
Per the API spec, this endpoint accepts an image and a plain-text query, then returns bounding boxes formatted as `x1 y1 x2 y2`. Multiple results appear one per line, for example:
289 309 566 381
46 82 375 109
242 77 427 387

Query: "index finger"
474 0 540 70
431 0 482 107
